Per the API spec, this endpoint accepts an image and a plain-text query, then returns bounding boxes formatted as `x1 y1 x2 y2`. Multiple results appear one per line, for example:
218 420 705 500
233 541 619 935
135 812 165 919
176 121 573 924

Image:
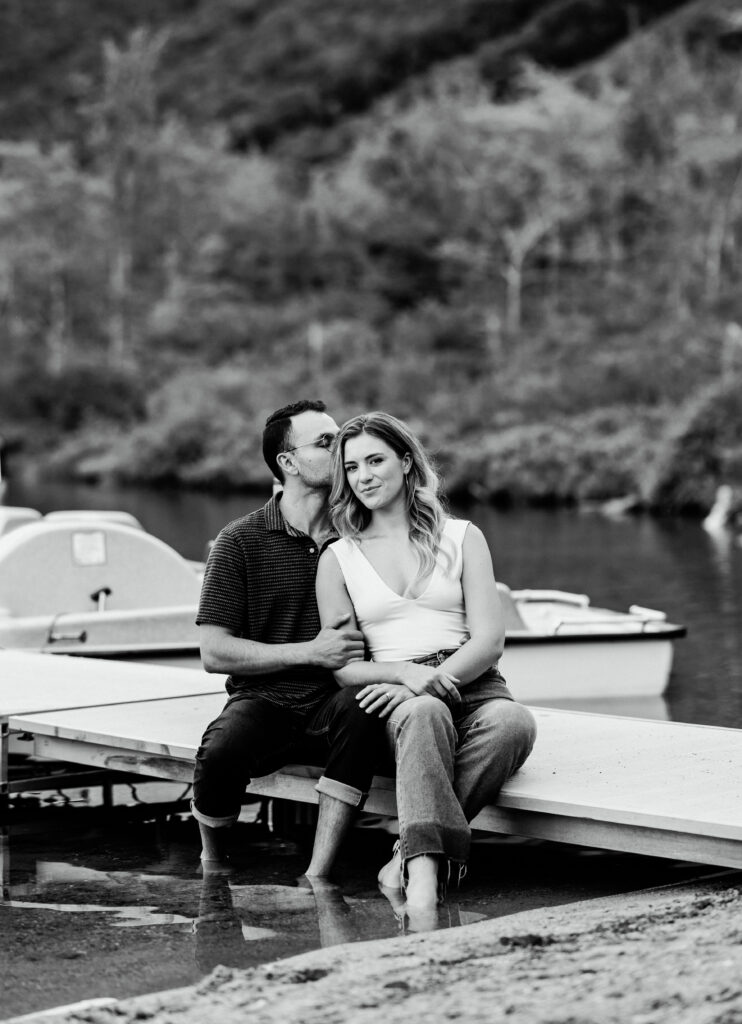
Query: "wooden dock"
2 652 742 870
0 651 225 803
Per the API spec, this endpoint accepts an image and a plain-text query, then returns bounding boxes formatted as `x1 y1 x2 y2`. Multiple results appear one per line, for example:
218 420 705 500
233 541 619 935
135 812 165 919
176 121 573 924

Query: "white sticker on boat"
71 530 107 566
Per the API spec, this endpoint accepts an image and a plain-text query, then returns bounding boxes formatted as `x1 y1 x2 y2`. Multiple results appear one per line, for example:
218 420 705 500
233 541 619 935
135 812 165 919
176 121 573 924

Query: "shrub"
440 408 662 505
0 362 145 434
642 378 742 512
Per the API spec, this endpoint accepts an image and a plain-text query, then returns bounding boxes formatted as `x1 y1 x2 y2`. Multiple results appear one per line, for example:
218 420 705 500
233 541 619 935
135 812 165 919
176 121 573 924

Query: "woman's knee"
472 700 537 751
393 694 452 722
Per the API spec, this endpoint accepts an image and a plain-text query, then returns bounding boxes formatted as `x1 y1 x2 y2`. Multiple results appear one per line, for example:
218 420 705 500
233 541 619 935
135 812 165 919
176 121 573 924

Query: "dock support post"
102 779 114 810
0 720 8 820
0 825 8 902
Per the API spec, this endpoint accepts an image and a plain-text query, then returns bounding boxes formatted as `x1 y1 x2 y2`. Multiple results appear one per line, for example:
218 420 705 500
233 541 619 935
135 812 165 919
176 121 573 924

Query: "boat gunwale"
504 625 686 643
32 623 686 661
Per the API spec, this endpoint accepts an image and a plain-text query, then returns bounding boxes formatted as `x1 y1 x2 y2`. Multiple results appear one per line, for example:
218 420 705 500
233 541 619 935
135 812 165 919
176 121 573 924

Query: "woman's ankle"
405 853 440 908
377 840 403 889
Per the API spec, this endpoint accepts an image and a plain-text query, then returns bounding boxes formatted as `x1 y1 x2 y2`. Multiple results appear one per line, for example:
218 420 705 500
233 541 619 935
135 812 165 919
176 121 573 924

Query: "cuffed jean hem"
190 799 239 829
315 775 367 809
402 821 470 866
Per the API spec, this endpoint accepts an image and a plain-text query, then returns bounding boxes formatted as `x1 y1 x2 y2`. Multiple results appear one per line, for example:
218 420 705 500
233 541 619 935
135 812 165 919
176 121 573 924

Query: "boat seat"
44 510 143 529
496 583 528 631
0 506 42 538
0 520 201 616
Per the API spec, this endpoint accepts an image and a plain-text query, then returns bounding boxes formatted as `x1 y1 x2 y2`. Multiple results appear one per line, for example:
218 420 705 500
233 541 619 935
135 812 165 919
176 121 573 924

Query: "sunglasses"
285 432 338 453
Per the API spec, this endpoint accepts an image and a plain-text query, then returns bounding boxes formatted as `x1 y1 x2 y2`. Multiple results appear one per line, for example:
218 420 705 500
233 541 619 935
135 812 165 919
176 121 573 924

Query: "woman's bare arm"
438 524 505 686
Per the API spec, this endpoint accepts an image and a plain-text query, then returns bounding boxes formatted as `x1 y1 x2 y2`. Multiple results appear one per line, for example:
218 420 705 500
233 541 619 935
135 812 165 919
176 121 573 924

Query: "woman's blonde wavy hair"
330 412 448 581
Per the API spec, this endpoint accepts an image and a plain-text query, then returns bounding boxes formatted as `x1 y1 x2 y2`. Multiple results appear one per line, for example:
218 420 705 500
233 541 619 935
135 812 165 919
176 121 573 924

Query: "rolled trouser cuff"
402 821 470 865
190 799 239 829
315 775 367 808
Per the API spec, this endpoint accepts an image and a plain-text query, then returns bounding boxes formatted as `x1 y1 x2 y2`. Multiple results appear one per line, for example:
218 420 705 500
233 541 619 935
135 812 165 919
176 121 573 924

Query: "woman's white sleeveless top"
329 518 470 661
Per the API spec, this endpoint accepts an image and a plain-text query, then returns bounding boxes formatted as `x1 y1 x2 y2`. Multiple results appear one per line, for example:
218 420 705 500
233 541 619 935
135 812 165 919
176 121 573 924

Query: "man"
192 399 386 876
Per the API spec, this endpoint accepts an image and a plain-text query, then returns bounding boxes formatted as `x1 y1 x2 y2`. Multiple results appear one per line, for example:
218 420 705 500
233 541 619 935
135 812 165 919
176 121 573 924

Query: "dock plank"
0 650 225 715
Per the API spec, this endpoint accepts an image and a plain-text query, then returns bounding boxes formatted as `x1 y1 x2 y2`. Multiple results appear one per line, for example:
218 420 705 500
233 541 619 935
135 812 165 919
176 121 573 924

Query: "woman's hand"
356 683 415 717
356 663 462 711
398 662 462 704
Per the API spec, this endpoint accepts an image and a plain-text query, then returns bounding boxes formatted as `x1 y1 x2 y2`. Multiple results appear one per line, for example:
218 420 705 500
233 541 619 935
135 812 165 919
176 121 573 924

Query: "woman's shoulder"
323 535 360 565
442 516 471 541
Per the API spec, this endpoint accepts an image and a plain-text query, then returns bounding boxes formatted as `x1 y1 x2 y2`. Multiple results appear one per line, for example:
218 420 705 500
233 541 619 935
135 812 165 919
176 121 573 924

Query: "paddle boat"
0 507 685 703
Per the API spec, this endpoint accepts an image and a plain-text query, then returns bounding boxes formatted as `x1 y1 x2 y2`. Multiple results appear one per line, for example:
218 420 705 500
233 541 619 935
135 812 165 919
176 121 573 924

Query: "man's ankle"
199 822 231 863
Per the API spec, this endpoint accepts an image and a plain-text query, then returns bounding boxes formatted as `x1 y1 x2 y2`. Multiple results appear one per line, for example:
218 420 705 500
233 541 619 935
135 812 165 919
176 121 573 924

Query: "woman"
315 412 537 908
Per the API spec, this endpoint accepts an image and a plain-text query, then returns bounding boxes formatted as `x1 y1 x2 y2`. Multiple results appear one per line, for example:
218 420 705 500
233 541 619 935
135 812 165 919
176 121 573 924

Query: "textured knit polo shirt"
196 495 338 715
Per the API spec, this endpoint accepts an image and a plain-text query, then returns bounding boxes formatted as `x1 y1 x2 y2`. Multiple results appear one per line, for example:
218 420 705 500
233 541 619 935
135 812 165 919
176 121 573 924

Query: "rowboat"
0 507 685 703
497 588 683 702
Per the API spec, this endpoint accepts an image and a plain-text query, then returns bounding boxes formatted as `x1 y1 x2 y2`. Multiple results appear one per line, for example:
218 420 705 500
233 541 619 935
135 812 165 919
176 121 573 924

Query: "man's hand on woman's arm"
306 613 365 668
199 617 364 676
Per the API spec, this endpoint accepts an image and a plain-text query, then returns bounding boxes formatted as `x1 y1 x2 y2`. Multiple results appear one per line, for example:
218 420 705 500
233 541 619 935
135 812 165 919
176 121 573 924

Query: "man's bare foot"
298 874 341 893
377 844 403 889
199 855 233 876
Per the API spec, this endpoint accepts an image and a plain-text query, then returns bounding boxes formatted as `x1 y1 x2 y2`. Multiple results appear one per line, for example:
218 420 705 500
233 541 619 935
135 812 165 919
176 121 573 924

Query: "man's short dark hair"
263 399 327 482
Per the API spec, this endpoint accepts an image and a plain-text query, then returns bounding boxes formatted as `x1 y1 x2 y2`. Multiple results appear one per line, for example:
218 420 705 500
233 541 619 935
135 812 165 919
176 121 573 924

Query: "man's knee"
329 685 380 730
332 685 365 715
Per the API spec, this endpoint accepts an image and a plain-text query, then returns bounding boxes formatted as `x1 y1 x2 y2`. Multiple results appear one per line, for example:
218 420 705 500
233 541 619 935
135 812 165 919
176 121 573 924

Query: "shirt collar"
265 493 293 533
265 493 338 544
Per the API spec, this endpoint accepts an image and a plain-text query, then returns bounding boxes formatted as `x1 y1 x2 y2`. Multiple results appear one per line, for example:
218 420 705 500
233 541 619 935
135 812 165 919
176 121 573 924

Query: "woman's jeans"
192 686 384 828
385 656 537 867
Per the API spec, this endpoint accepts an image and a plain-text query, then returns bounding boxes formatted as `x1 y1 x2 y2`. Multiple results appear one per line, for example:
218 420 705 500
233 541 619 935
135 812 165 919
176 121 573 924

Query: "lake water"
3 478 742 1018
6 477 742 728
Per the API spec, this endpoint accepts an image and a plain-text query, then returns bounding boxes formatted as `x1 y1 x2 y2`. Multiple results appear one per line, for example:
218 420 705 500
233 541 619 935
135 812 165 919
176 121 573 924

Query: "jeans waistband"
411 649 459 667
411 649 507 687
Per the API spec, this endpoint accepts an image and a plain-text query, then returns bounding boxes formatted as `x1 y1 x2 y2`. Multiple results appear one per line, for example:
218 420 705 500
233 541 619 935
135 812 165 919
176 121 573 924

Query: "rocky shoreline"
17 873 742 1024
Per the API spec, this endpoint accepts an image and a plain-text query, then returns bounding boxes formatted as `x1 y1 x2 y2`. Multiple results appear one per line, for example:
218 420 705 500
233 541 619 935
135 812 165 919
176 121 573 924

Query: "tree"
0 142 109 373
92 27 169 366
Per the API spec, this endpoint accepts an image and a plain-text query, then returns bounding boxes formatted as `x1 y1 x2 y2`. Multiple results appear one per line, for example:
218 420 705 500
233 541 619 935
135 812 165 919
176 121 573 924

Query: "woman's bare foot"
377 844 403 889
378 886 444 935
405 854 439 908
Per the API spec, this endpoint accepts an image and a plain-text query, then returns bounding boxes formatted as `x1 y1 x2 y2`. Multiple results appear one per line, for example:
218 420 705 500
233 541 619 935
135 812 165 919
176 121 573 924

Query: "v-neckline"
351 539 436 602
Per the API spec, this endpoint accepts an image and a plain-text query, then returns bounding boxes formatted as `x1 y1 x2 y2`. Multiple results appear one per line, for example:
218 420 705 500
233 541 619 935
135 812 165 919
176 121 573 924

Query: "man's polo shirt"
197 495 338 714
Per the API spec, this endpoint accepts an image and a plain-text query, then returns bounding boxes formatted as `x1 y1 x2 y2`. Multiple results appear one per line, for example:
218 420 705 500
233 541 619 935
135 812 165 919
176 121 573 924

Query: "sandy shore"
13 871 742 1024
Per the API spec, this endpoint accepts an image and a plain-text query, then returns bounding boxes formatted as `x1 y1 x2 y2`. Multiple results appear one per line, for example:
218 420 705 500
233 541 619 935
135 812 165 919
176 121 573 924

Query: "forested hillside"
2 0 742 511
0 0 690 151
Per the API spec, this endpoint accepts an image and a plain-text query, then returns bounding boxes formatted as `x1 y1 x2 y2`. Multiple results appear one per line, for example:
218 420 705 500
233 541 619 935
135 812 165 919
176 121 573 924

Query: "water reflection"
7 849 485 982
194 872 494 970
3 809 727 1022
4 897 192 927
